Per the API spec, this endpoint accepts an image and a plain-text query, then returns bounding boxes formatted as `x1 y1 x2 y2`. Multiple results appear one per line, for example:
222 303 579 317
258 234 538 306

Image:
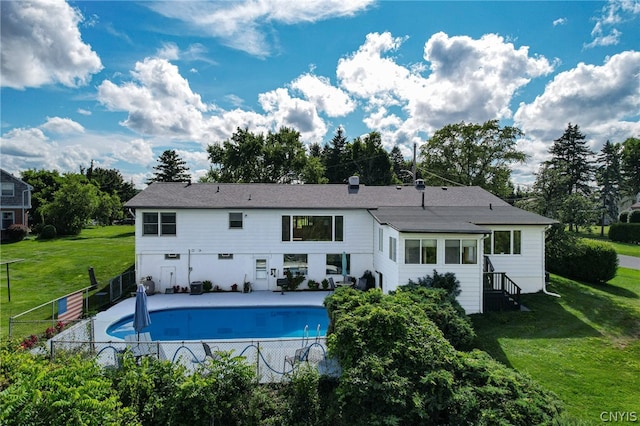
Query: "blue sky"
1 0 639 188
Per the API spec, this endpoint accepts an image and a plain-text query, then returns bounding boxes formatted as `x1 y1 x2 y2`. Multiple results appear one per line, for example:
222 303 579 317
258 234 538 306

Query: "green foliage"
147 149 191 184
5 224 28 242
41 178 100 235
621 137 640 196
401 269 461 298
202 280 213 292
38 224 57 239
346 131 393 185
0 348 138 425
547 226 618 283
419 120 526 198
609 223 640 243
619 211 629 222
629 209 640 223
284 270 305 291
325 289 562 425
283 364 322 425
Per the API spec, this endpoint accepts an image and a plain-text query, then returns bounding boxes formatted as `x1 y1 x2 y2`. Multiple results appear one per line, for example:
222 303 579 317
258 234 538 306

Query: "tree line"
20 121 639 236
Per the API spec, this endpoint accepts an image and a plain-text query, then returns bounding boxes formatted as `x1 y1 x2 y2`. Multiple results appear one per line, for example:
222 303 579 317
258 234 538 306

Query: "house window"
389 237 397 262
283 254 308 276
326 253 350 275
256 259 267 280
487 230 521 255
143 212 176 236
493 231 511 254
1 183 14 197
164 254 181 260
281 215 343 241
1 211 14 230
445 240 460 264
404 239 437 264
229 212 243 229
378 228 384 252
446 239 478 264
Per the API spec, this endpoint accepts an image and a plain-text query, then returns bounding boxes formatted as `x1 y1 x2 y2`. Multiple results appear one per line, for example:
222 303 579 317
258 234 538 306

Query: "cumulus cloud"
41 117 85 134
291 74 356 117
336 31 554 148
514 51 640 140
0 0 102 89
258 88 327 140
146 0 374 57
98 58 210 138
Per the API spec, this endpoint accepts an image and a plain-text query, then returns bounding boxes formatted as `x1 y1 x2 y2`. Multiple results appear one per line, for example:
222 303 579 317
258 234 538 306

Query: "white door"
254 258 269 291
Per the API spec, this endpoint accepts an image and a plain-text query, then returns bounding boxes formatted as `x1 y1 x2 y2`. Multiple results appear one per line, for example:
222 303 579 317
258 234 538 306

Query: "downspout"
542 225 560 298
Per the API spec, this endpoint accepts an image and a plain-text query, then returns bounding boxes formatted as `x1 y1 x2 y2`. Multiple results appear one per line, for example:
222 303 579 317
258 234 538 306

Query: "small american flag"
57 291 83 322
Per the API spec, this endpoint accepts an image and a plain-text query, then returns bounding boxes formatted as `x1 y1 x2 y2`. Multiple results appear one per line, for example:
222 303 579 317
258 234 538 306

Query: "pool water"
106 306 330 340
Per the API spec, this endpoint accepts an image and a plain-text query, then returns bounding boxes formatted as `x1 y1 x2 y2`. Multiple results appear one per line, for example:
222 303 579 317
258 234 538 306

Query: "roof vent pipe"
415 179 425 190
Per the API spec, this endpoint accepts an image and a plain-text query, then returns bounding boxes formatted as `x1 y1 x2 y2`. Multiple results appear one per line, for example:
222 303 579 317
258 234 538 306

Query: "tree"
419 120 526 198
323 127 350 184
390 145 413 184
148 150 191 184
346 131 393 185
21 169 63 230
41 175 100 235
547 123 594 196
596 140 622 234
517 163 570 219
88 166 138 203
206 127 310 183
621 137 640 198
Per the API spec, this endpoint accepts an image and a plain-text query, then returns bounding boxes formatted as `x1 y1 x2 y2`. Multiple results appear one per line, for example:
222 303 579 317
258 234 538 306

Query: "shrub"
39 224 57 240
619 211 629 223
629 209 640 223
609 223 640 244
5 224 28 242
202 280 213 292
402 269 461 298
548 230 617 283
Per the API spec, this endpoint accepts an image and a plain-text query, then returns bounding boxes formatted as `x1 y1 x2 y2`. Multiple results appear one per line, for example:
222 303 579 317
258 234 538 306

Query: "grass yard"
0 225 135 339
574 226 640 257
472 269 640 424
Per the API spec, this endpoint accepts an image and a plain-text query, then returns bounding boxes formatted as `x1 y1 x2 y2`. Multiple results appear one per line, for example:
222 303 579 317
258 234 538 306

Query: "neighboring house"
124 178 556 314
0 169 33 239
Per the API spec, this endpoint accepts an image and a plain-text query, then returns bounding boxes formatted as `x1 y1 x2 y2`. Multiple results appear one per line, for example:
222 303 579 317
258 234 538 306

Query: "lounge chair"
202 342 221 361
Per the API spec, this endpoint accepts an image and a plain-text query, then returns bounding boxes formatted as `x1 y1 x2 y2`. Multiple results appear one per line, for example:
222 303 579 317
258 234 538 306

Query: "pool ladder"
302 324 322 345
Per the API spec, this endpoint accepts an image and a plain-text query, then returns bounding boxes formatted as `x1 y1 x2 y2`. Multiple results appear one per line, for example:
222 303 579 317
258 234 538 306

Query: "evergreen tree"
148 150 191 184
621 137 640 198
346 131 393 185
390 145 413 184
596 140 622 232
323 127 350 183
547 123 594 196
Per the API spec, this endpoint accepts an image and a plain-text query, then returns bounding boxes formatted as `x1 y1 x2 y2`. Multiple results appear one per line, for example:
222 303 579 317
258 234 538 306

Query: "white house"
124 178 556 314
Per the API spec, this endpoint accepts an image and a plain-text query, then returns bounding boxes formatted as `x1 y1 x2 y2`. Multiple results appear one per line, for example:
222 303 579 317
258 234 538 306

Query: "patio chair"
284 346 310 370
328 277 335 291
356 277 367 291
202 342 221 361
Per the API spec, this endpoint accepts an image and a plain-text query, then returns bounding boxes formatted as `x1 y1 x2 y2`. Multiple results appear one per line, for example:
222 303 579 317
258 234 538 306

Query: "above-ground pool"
106 305 329 340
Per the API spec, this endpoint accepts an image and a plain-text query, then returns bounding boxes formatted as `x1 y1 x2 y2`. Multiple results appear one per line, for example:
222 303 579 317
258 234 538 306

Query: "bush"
401 269 461 298
619 211 629 223
5 224 28 242
39 224 57 240
548 228 617 283
629 209 640 223
609 223 640 244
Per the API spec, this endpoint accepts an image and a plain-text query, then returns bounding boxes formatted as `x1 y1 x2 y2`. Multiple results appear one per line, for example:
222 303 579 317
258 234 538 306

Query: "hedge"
609 223 640 244
630 210 640 223
548 237 617 284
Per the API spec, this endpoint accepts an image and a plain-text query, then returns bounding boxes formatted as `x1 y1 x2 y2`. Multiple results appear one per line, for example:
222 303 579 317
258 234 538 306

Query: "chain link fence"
50 337 338 383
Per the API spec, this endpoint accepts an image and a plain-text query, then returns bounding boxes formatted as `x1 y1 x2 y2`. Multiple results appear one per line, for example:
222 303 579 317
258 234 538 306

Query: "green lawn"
472 269 640 424
0 225 134 339
574 226 640 257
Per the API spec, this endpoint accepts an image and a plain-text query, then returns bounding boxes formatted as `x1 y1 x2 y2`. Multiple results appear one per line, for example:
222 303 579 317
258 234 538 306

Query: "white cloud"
258 88 327 141
0 0 102 89
77 109 92 116
97 58 210 138
586 0 640 48
146 0 374 57
336 31 554 148
41 117 85 134
553 17 567 26
291 74 356 117
514 51 640 140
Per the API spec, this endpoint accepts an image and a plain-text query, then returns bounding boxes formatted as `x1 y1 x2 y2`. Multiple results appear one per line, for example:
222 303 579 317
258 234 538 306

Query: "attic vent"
415 179 425 190
348 176 360 193
165 253 180 259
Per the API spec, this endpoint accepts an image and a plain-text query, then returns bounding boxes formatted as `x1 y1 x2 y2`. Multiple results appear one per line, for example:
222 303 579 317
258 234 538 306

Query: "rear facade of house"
125 180 555 314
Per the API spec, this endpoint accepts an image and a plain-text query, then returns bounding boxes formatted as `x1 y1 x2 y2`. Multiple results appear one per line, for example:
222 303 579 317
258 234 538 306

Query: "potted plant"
202 280 213 292
321 279 329 290
307 279 319 290
231 283 239 292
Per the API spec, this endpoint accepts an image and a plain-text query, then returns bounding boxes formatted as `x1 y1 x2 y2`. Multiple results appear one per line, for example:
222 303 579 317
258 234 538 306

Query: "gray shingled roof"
125 182 555 232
